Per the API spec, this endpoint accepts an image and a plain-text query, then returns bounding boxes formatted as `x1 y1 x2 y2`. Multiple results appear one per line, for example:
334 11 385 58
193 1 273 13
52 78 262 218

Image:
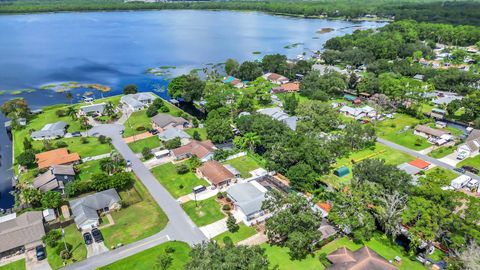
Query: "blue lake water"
0 10 386 208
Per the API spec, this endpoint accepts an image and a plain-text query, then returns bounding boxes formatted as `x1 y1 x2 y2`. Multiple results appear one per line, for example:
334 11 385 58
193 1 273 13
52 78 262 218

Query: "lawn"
128 136 161 153
428 145 455 159
213 223 257 245
457 154 480 172
0 259 25 270
424 167 458 182
31 137 113 158
75 158 105 182
185 128 207 140
262 244 324 270
223 155 263 178
46 223 87 270
99 241 191 270
321 143 415 187
151 162 208 198
375 114 431 151
123 111 152 138
99 179 168 249
181 197 225 227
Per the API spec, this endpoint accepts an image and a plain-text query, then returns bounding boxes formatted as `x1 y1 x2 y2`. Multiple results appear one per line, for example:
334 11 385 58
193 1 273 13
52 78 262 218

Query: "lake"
0 10 386 208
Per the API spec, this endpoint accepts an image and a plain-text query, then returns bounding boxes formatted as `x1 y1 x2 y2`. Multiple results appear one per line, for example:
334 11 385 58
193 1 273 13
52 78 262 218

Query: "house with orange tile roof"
35 148 80 169
171 140 216 162
408 159 431 170
196 160 235 188
271 82 300 93
316 202 332 218
262 73 289 84
326 246 397 270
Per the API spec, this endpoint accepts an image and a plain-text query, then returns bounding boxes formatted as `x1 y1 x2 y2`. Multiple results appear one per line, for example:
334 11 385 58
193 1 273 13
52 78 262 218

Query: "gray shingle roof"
158 127 191 141
121 93 156 109
80 103 106 114
227 183 266 217
151 113 188 129
69 189 120 228
257 107 297 130
0 211 45 253
31 121 67 139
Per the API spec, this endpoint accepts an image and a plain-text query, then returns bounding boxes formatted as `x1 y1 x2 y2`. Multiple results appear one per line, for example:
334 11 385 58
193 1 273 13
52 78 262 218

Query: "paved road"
377 138 480 181
63 124 207 270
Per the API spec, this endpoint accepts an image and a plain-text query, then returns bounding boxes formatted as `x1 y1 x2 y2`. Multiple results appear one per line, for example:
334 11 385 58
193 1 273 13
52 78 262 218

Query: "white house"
226 181 268 225
262 73 289 84
120 92 156 111
79 103 106 116
457 129 480 157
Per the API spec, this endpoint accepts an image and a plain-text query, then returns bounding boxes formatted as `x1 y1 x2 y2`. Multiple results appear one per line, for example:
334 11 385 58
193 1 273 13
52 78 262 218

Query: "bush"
217 192 224 199
222 204 231 211
55 109 66 117
160 106 170 113
43 230 62 247
192 118 199 128
175 164 189 174
146 105 158 117
55 141 68 148
165 246 176 254
80 137 89 144
17 149 36 167
136 126 146 131
98 135 108 144
59 249 72 260
56 242 72 257
123 84 138 95
223 236 233 247
142 147 154 160
226 214 238 232
164 137 181 149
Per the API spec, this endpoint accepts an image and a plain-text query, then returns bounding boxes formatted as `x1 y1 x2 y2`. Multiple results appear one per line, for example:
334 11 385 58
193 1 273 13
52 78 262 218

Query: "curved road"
63 124 207 270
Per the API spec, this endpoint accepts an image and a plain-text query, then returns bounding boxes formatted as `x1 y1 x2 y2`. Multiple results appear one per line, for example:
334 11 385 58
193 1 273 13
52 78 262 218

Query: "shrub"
146 105 158 117
176 164 189 174
59 249 71 260
142 147 154 160
123 84 138 95
160 106 170 113
223 236 233 247
55 109 66 117
192 130 201 141
42 230 62 247
192 118 199 128
222 204 231 211
165 246 176 254
136 126 146 131
17 149 36 167
98 135 108 144
226 214 238 232
217 192 224 199
390 123 396 128
55 141 68 148
80 137 89 144
56 242 72 257
164 137 181 149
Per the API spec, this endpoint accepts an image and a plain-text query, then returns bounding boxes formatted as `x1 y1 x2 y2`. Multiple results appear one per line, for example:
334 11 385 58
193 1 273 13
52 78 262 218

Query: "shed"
344 94 356 101
42 209 56 222
334 166 350 177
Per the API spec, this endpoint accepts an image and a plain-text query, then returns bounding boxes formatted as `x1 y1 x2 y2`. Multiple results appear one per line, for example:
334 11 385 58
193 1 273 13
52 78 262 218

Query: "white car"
457 151 468 160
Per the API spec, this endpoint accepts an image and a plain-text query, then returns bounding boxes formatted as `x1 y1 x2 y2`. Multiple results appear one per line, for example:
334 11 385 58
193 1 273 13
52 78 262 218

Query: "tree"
186 242 269 270
205 109 233 143
242 132 260 152
43 230 62 247
168 74 205 102
373 191 407 240
66 106 77 120
65 91 73 104
123 84 138 95
352 159 412 193
187 155 202 171
17 149 36 167
261 54 287 74
41 191 63 209
192 130 201 140
155 253 173 270
164 137 181 149
226 214 239 233
100 158 116 175
142 147 153 160
90 173 111 191
300 71 346 100
1 98 30 119
296 101 340 135
146 104 159 117
20 188 42 206
286 163 318 192
23 137 32 150
79 116 90 130
283 93 298 115
455 241 480 270
225 58 239 75
109 172 134 190
237 61 262 81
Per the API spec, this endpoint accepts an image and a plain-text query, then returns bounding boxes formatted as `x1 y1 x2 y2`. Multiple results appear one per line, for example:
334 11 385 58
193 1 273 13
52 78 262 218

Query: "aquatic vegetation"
252 51 262 54
40 82 111 92
283 42 304 49
316 27 334 34
146 66 177 76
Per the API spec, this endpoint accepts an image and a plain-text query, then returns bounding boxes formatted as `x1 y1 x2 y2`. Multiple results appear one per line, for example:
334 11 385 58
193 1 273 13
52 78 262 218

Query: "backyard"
181 197 226 227
46 223 87 270
457 154 480 171
0 259 26 270
185 128 207 140
223 154 263 178
213 223 257 245
428 145 455 159
151 162 208 198
374 114 431 151
127 136 162 153
31 137 113 158
123 110 151 138
99 241 191 270
75 158 105 182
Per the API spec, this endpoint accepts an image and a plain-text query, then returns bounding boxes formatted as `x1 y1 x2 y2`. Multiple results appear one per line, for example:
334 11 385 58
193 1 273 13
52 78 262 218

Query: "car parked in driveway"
35 245 46 261
91 228 104 243
454 167 466 174
83 232 93 245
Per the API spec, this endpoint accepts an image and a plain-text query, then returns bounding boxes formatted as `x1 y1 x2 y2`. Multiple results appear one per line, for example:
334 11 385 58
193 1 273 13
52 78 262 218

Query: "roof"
281 82 300 92
397 163 422 175
33 165 75 192
31 121 67 139
316 202 332 213
197 160 234 185
158 127 191 141
414 125 449 138
312 64 349 75
223 164 241 176
151 113 188 129
0 211 45 253
263 73 289 82
35 148 80 169
464 129 480 152
80 103 106 114
433 95 462 105
51 164 75 175
120 93 156 109
226 182 266 216
326 246 398 270
257 107 297 130
172 140 215 159
408 159 430 169
69 188 120 228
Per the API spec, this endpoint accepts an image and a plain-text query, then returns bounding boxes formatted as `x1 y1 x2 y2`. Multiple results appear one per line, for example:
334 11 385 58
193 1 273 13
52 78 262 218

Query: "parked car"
71 131 82 137
35 245 46 261
454 168 466 174
83 232 93 245
126 160 132 167
91 228 104 243
457 151 468 160
462 166 479 174
149 129 159 135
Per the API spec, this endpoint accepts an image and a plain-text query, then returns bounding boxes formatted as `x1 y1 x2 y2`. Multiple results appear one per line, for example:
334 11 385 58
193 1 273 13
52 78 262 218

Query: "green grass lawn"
123 111 152 138
223 155 263 178
424 167 458 182
46 223 87 270
99 241 191 270
213 224 257 245
151 162 208 198
321 142 415 187
0 259 25 270
128 136 161 153
375 114 431 151
75 158 104 182
185 128 207 140
428 145 455 159
262 244 324 270
457 154 480 171
181 197 225 227
31 137 112 158
100 179 168 249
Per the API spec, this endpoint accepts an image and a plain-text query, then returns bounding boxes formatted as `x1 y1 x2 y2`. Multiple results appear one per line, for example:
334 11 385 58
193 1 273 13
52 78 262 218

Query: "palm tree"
66 106 77 120
79 116 89 130
104 101 115 117
100 158 115 175
242 132 260 153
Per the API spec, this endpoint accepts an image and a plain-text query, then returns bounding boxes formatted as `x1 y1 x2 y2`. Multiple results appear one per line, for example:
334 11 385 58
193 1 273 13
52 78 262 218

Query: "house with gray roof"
69 188 121 230
0 211 45 256
79 102 106 116
257 107 297 130
458 129 480 157
158 127 191 141
312 64 349 75
120 92 156 111
33 165 75 193
30 121 67 140
151 113 189 131
226 181 268 225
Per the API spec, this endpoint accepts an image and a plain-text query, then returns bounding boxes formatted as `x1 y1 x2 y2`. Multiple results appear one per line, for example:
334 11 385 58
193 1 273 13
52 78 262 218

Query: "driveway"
86 241 109 258
25 248 51 270
199 217 228 239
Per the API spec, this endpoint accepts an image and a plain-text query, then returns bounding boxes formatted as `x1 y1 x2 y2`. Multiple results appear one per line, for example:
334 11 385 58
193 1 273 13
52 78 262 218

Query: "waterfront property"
35 148 80 169
151 113 189 132
30 121 67 140
79 102 106 116
120 93 156 111
262 73 289 84
0 212 45 258
33 164 75 193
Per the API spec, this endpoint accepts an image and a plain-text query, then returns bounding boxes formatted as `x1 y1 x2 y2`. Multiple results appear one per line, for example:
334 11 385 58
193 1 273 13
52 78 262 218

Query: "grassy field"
0 259 25 270
321 142 415 187
100 179 168 249
181 197 225 227
128 136 161 153
185 128 207 140
457 154 480 171
223 155 263 178
75 158 105 182
428 145 455 158
421 167 458 187
151 162 208 198
375 114 431 151
99 241 191 270
262 244 324 270
31 137 112 158
47 223 87 270
123 111 152 138
213 223 257 245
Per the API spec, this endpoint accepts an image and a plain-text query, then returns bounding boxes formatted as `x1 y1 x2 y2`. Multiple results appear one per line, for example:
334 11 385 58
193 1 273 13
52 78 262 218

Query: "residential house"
451 175 472 189
79 102 106 116
326 246 398 270
312 64 349 76
69 188 121 230
196 160 235 188
271 82 300 93
151 113 189 132
30 121 67 140
120 92 156 111
226 181 267 224
458 129 480 157
397 163 422 176
315 202 332 218
171 140 216 162
414 125 453 145
0 212 45 257
262 73 289 84
33 164 76 193
257 107 297 130
339 105 376 119
408 159 431 170
158 127 191 142
433 95 462 106
35 148 80 169
223 76 245 88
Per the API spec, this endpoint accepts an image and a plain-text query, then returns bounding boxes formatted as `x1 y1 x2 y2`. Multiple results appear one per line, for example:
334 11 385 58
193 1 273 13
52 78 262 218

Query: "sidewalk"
123 132 153 143
237 232 268 246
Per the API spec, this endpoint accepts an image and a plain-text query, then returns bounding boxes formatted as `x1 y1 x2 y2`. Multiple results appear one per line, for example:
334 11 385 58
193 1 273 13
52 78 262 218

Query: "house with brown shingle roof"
196 160 235 188
35 148 80 169
0 211 45 255
271 82 300 93
326 246 398 270
151 113 190 132
33 165 76 193
171 140 216 162
458 129 480 157
262 73 289 84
